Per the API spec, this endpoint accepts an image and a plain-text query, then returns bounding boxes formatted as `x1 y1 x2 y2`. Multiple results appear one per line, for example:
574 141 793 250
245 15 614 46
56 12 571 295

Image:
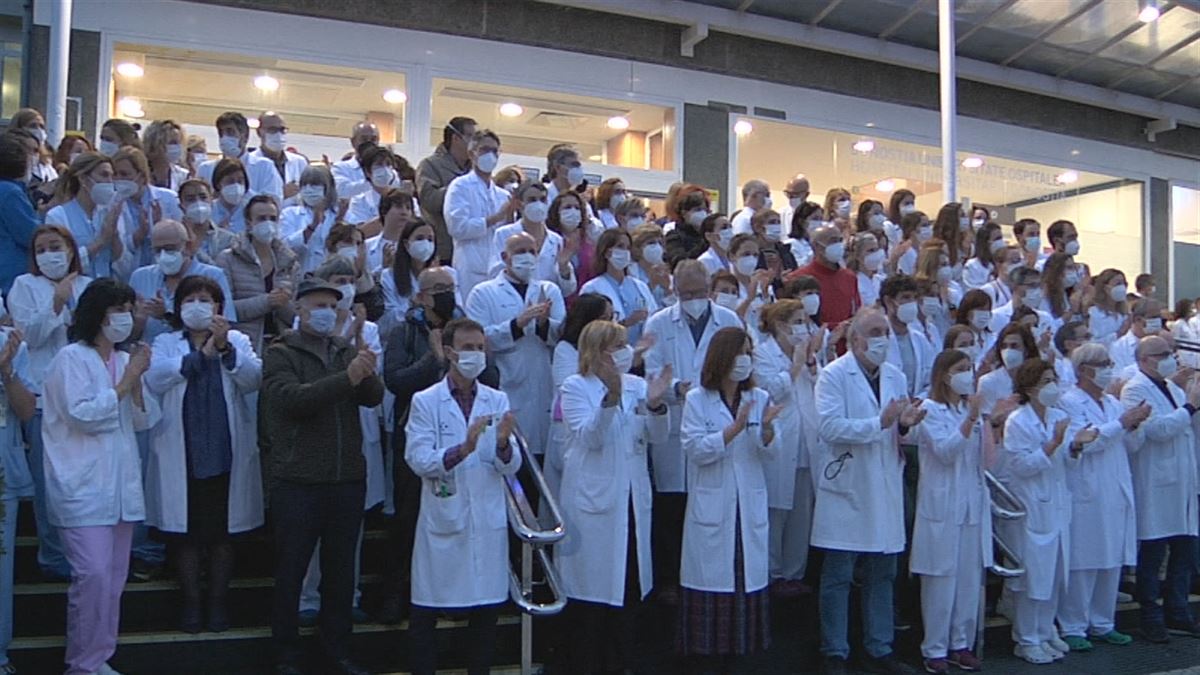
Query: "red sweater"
789 261 861 328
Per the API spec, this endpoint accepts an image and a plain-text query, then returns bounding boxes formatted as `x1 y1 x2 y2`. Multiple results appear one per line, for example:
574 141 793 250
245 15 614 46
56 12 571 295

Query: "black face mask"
431 290 456 322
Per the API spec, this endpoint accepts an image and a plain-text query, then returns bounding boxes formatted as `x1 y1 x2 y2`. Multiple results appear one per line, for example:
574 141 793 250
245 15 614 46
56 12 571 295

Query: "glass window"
430 77 675 171
734 117 1142 276
1173 185 1200 246
0 41 21 121
110 43 406 149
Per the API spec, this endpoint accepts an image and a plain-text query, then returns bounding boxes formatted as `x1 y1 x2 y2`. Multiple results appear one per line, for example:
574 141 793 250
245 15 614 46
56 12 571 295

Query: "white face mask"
522 201 549 224
611 345 635 374
1156 355 1178 379
1001 348 1025 370
371 166 395 188
735 254 758 276
716 228 733 250
251 219 277 243
972 217 986 228
300 185 325 208
1090 366 1113 389
868 213 886 231
220 183 246 205
98 139 120 157
922 297 941 317
958 344 980 362
218 135 241 157
89 180 117 206
192 151 207 167
166 143 184 164
687 209 709 228
789 196 805 210
30 127 47 144
336 283 356 311
1144 317 1163 333
1064 269 1081 287
950 370 975 396
567 166 585 186
899 203 916 216
610 193 627 209
407 238 436 263
1024 236 1041 253
789 322 812 345
681 298 708 319
185 200 212 223
454 350 487 380
113 179 139 199
863 335 890 366
560 207 583 229
1023 288 1044 307
1036 383 1060 408
835 199 851 217
959 216 971 231
608 248 632 271
715 292 740 310
730 354 753 382
970 310 991 331
895 300 919 324
823 242 845 265
863 249 886 272
917 225 933 242
102 311 134 344
509 252 537 281
306 307 338 336
989 238 1007 255
802 293 821 317
156 249 185 276
1109 284 1127 302
180 300 214 331
37 250 70 280
642 243 664 266
1064 240 1080 256
263 132 287 153
625 216 645 230
475 151 499 174
336 246 359 263
765 223 783 242
762 196 773 210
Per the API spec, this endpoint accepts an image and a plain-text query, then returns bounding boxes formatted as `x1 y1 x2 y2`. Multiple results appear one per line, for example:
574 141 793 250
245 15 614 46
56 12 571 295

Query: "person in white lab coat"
445 130 518 297
579 228 657 345
1110 298 1168 376
209 159 254 235
912 349 993 673
489 182 577 296
250 112 309 206
641 259 743 599
41 278 161 675
7 224 93 580
378 213 462 340
280 165 341 276
813 308 924 673
179 180 236 267
880 274 936 398
989 266 1059 339
197 111 283 202
143 276 263 634
962 222 1005 290
955 289 996 358
331 121 380 201
111 146 183 269
1056 342 1148 651
364 187 413 278
44 152 131 280
753 299 822 598
849 232 886 309
1084 269 1129 347
696 213 734 278
465 232 565 456
0 326 37 674
730 179 772 235
977 323 1038 416
998 358 1099 664
556 320 670 673
678 326 782 670
980 245 1021 308
405 318 520 675
343 145 408 230
1120 336 1200 643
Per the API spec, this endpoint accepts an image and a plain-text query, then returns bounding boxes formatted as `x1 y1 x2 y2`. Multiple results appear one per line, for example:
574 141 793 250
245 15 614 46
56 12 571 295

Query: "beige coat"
216 235 298 352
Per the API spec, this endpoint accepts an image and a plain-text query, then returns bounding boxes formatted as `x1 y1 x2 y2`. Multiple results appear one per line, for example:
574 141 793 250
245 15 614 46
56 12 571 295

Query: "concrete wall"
26 24 101 138
682 103 729 213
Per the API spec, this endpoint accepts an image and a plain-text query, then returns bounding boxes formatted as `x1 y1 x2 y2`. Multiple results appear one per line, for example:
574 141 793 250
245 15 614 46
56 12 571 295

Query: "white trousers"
1057 566 1121 637
919 523 983 658
1012 554 1065 647
300 524 365 611
768 468 814 581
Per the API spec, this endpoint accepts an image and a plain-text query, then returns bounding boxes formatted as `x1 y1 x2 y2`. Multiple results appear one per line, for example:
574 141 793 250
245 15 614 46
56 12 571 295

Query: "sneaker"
1045 636 1070 654
127 559 161 583
822 656 849 675
1013 644 1053 665
297 609 318 628
1062 635 1093 651
1116 591 1133 603
862 653 917 674
1166 617 1200 638
922 657 950 674
1143 622 1170 644
947 649 982 671
1040 641 1065 660
1092 629 1133 645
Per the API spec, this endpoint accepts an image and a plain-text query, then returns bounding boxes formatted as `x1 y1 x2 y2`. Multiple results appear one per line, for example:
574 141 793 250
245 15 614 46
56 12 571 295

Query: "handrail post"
521 542 533 675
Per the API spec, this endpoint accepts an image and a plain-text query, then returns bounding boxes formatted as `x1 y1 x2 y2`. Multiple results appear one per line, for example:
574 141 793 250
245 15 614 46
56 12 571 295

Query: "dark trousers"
271 479 366 665
385 457 422 606
652 491 686 589
409 603 501 675
1136 534 1198 627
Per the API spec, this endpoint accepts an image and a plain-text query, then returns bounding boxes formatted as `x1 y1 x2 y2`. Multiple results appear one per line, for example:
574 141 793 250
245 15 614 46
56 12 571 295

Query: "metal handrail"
986 471 1026 520
503 432 565 547
508 547 568 616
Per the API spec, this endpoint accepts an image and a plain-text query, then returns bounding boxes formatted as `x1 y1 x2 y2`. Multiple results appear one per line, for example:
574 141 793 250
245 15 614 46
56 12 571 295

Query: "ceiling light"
382 88 407 104
1055 170 1079 185
865 122 876 128
116 97 144 119
733 119 753 136
852 139 875 153
115 62 144 78
961 156 984 169
247 118 260 130
588 154 602 161
499 102 523 117
1070 149 1080 156
254 74 279 92
875 179 895 192
607 116 630 130
1138 0 1160 22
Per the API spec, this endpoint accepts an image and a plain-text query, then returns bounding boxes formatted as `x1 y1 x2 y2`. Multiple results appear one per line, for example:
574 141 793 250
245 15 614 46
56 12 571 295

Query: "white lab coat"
1119 370 1199 541
751 335 820 508
332 157 370 200
249 148 309 205
911 400 993 576
697 247 729 278
405 377 521 608
642 302 744 493
885 326 936 398
41 343 161 528
199 152 284 202
489 221 577 296
445 171 511 296
997 404 1072 600
345 189 381 226
6 272 93 395
989 301 1060 337
557 373 668 605
962 258 992 289
280 205 338 275
465 273 565 455
857 271 883 309
730 207 755 235
976 366 1014 416
680 386 777 593
1088 306 1126 347
811 353 908 554
142 329 263 534
1059 387 1140 569
579 273 657 325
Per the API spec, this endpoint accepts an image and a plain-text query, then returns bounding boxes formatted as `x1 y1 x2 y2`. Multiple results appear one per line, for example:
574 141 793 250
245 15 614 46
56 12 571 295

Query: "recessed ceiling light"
1055 170 1079 185
382 88 407 104
254 74 279 92
852 139 875 153
1138 0 1160 22
865 122 876 128
733 119 753 136
588 154 602 161
875 179 895 192
607 116 630 130
499 102 523 117
961 156 984 169
1070 149 1081 156
116 62 144 78
117 97 144 119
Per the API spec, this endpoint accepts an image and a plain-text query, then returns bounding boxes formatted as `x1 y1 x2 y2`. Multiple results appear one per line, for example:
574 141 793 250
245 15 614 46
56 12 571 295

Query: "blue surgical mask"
306 307 338 336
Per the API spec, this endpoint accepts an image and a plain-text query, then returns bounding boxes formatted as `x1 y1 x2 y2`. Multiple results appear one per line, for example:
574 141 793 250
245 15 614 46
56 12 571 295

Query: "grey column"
682 103 729 213
1148 177 1170 301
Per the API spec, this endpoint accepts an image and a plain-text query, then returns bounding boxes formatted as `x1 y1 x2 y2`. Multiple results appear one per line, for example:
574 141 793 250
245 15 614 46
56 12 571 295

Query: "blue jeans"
1136 534 1197 627
23 412 71 578
0 497 18 665
819 549 897 660
130 431 165 565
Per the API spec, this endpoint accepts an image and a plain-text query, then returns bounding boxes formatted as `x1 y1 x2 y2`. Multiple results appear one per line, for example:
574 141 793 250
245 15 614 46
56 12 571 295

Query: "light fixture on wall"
254 74 280 92
117 97 144 119
247 118 260 130
733 119 753 136
607 115 630 130
875 179 895 192
588 154 603 161
961 156 984 169
1055 170 1079 185
383 89 407 104
852 139 875 153
499 102 524 117
116 62 144 78
1138 0 1160 22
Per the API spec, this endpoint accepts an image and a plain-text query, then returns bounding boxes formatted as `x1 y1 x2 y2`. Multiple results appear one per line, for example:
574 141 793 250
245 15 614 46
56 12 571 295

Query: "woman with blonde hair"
1084 269 1129 347
45 152 130 279
111 146 183 268
142 119 190 190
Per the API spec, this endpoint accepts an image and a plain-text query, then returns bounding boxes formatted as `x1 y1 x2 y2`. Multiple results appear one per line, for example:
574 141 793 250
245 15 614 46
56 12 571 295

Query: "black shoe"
128 558 162 583
207 601 229 633
179 599 203 634
1143 622 1170 643
324 657 370 675
823 656 849 675
1166 618 1200 638
862 653 916 675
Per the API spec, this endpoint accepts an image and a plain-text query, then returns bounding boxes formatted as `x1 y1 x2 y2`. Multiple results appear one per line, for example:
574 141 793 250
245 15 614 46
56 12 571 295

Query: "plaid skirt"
676 509 770 656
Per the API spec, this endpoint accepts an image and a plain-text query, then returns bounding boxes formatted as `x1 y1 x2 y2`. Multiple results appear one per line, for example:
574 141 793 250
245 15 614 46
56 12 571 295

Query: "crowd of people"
0 106 1198 675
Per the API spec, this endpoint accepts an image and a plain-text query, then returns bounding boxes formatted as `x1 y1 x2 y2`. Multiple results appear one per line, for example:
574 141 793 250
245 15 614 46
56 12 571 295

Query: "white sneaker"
1014 644 1054 665
1046 636 1070 653
1040 641 1065 660
97 664 124 675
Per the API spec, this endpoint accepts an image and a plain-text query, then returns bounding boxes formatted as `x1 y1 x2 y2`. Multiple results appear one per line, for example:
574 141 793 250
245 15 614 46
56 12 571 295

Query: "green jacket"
259 330 384 486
